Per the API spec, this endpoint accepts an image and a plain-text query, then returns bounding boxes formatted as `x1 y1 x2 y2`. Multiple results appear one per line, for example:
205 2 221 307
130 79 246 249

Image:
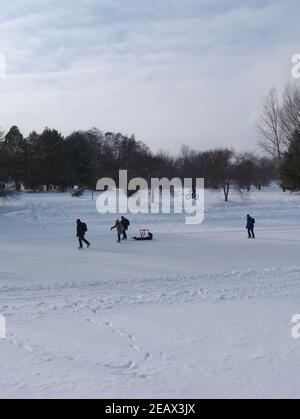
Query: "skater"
246 214 255 239
76 219 90 249
121 216 130 239
111 219 124 243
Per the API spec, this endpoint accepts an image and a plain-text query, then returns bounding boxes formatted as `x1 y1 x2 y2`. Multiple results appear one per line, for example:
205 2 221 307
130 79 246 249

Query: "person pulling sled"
121 216 130 240
111 219 124 243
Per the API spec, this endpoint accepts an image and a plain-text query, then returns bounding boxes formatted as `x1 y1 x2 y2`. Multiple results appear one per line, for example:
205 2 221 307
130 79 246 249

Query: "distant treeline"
0 125 277 201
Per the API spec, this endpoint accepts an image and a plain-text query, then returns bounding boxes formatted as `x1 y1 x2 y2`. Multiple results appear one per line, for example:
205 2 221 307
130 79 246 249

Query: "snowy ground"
1 186 300 398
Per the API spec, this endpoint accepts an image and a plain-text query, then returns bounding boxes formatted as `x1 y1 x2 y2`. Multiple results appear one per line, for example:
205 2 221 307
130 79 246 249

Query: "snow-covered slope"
1 187 300 398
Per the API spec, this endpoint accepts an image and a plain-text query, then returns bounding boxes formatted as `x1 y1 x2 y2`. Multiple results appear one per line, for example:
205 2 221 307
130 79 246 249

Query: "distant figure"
246 214 255 239
76 219 90 249
121 216 130 240
111 219 124 243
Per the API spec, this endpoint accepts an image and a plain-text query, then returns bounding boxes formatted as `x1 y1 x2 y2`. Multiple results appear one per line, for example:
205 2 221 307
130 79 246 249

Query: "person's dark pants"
117 233 121 243
78 234 90 248
247 229 255 238
122 229 127 239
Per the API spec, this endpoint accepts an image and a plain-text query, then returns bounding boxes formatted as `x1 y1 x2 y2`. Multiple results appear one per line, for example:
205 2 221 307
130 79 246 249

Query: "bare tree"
257 88 286 164
234 152 257 191
209 148 235 202
280 83 300 140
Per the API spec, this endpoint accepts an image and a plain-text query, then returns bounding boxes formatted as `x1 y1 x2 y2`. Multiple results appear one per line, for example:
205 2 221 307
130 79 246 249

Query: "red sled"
134 229 153 241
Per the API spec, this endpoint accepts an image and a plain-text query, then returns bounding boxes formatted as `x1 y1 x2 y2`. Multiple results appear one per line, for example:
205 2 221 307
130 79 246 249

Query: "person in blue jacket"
246 214 255 239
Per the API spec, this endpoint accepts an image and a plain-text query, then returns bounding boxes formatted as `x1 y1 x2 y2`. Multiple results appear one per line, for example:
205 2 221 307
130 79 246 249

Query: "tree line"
0 125 277 201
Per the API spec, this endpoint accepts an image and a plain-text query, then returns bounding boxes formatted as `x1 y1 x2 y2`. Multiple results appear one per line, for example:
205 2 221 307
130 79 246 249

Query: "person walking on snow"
121 216 130 240
76 219 91 249
111 219 124 243
246 214 255 239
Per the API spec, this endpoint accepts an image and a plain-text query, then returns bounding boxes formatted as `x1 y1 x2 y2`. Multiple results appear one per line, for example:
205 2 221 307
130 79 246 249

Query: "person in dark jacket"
246 214 255 239
121 216 130 239
76 219 91 249
111 219 124 243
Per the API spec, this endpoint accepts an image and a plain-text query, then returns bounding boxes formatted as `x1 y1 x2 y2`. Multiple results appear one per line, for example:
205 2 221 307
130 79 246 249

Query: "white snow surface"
1 186 300 399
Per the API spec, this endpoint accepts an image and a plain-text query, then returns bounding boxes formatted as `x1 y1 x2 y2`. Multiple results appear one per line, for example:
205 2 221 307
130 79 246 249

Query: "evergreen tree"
0 129 6 194
31 128 66 190
2 126 27 190
24 131 42 190
64 131 100 188
281 131 300 191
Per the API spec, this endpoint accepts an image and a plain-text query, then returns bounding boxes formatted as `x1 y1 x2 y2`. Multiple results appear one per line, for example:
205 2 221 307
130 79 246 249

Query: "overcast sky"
0 0 299 152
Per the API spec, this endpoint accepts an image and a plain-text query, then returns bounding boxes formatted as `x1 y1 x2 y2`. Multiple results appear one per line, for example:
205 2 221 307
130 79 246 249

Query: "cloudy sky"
0 0 299 152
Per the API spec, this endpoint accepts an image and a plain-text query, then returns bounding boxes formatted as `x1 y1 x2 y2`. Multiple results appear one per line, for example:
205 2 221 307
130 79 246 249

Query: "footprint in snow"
105 360 137 370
